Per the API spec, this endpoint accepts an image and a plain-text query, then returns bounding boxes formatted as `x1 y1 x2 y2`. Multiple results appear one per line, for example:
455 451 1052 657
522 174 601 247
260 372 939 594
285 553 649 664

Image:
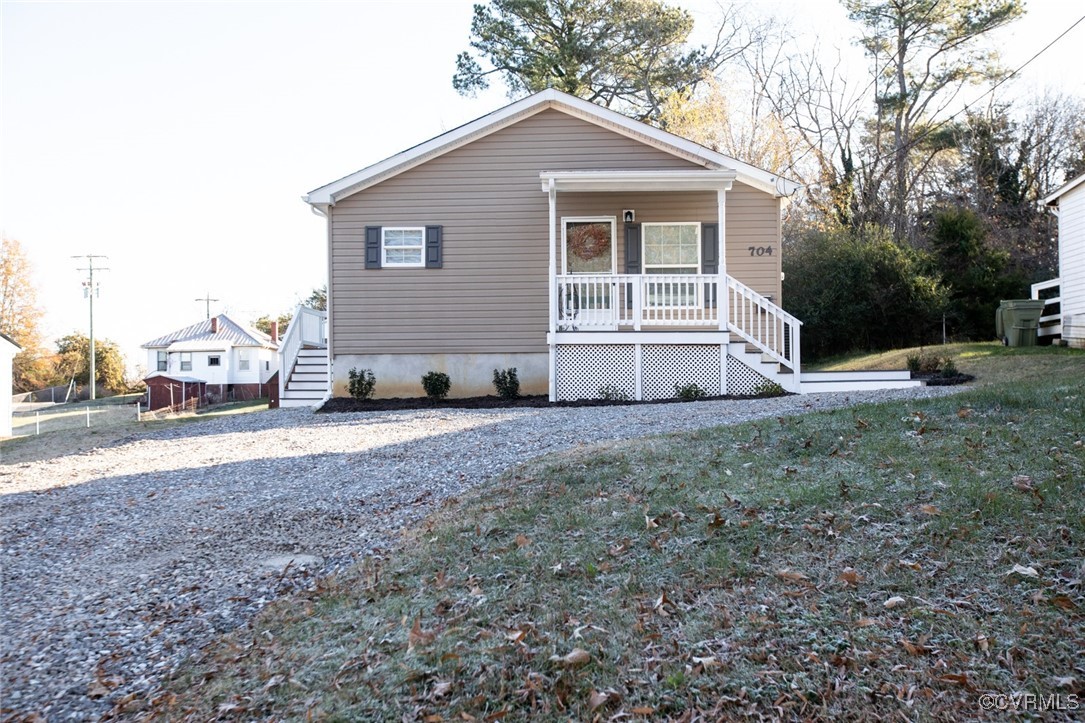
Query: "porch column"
548 178 557 402
718 189 728 331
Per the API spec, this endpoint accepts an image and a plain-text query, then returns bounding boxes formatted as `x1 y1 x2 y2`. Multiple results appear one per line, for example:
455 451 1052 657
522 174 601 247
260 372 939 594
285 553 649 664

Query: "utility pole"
73 255 109 401
195 293 219 320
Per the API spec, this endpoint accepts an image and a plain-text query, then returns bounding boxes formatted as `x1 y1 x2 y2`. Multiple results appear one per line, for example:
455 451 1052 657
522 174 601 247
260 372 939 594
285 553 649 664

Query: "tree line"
456 0 1083 356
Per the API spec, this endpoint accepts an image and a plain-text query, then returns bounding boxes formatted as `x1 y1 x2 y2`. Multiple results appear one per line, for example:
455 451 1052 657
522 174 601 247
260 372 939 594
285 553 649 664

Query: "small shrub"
347 368 376 400
421 371 451 401
674 382 707 401
752 380 786 397
906 349 943 374
492 368 520 399
597 385 631 401
941 357 959 378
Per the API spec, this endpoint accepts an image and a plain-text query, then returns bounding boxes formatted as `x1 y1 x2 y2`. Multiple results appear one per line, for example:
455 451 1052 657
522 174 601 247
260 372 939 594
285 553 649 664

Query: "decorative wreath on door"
568 224 610 261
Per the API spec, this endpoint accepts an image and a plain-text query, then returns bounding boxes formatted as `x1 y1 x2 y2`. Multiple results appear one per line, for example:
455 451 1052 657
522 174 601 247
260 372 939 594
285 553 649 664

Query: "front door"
562 218 617 328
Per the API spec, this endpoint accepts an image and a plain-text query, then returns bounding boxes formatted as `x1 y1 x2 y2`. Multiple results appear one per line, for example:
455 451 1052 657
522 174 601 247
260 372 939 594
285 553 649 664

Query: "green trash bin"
996 299 1046 347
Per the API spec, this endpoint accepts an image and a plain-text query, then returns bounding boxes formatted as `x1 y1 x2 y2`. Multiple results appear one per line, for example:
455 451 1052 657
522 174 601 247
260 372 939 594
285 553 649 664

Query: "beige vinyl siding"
330 108 782 355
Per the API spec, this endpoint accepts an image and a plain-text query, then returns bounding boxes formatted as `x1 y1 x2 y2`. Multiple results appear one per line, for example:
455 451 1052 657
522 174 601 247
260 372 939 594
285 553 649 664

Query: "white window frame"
156 351 167 372
641 222 701 274
238 350 250 371
381 227 426 268
180 352 192 371
208 355 221 367
641 222 702 309
561 217 617 275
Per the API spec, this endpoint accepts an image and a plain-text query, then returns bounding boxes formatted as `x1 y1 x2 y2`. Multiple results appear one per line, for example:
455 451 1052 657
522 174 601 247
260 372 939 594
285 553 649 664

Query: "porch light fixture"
623 210 635 223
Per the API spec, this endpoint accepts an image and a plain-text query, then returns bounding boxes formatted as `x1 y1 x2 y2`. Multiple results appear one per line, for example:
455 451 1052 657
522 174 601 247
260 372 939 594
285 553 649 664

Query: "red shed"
143 373 206 412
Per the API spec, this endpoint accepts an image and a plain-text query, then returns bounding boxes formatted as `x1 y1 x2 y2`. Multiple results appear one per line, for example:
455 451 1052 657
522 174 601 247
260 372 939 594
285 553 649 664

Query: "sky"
2 0 1083 375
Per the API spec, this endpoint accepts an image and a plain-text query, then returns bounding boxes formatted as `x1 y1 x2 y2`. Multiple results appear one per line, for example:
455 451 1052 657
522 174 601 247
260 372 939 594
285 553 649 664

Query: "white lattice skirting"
554 344 780 401
725 356 776 396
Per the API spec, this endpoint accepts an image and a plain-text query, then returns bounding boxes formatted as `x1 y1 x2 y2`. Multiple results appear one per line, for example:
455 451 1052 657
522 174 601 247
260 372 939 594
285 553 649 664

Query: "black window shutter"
425 225 443 268
701 223 719 274
624 224 641 274
365 226 382 269
624 223 641 310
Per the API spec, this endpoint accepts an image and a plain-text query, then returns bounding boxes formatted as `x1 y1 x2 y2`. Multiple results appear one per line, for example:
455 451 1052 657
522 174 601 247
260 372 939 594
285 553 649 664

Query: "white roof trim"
540 169 736 193
305 89 799 205
1043 171 1085 205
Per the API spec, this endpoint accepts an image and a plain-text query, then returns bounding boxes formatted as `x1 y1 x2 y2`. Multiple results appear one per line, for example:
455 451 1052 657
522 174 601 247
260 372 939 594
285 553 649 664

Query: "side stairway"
280 347 329 408
728 345 923 394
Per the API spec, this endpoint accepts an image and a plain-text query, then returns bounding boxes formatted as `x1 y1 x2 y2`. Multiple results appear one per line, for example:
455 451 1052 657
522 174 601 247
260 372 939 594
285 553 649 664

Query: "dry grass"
144 348 1085 720
1 399 270 465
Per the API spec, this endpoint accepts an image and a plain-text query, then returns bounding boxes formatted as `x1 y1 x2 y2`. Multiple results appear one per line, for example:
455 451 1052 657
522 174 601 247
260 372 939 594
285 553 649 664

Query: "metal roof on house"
141 314 275 349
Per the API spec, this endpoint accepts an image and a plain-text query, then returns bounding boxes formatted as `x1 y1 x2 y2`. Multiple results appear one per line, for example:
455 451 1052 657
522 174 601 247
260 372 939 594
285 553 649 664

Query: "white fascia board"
1042 171 1085 206
540 169 736 193
304 89 799 206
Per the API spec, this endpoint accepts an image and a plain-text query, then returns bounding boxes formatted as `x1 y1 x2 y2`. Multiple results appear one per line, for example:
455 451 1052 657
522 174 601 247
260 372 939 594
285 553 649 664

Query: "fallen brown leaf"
408 617 437 651
884 596 907 609
549 648 591 667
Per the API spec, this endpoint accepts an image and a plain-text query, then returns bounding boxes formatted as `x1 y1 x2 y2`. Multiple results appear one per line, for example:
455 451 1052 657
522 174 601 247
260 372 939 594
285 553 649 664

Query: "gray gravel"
0 387 962 719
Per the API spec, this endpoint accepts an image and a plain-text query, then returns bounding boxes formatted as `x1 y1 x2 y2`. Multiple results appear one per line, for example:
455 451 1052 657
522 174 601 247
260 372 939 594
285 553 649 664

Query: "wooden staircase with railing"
278 305 330 408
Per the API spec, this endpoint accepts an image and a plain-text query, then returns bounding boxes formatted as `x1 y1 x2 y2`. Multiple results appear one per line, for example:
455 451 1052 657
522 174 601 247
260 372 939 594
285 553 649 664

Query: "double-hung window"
238 350 250 371
381 228 425 268
180 352 192 371
642 223 701 307
156 351 167 372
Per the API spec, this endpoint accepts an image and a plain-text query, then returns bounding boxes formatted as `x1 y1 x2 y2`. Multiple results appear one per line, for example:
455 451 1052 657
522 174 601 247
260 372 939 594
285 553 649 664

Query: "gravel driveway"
1 388 960 719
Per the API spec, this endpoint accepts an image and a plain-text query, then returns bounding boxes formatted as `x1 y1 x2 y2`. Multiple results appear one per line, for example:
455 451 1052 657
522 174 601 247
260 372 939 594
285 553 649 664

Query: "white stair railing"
725 277 802 372
277 305 327 400
1031 277 1061 332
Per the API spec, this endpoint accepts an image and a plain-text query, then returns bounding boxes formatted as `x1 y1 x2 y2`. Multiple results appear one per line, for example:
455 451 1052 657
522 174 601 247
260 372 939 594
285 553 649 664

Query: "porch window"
642 223 701 307
381 228 425 267
563 218 615 275
156 351 167 372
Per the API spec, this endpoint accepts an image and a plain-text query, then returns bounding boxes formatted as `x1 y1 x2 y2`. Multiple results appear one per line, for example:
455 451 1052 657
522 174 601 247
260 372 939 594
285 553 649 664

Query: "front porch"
541 169 803 401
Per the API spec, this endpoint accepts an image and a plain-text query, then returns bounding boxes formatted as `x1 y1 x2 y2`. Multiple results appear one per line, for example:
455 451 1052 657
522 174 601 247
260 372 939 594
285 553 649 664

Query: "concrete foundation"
332 353 548 399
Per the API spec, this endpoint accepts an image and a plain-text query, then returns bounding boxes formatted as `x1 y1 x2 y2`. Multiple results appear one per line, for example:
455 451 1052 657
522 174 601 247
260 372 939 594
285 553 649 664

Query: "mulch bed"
912 372 975 386
318 393 785 413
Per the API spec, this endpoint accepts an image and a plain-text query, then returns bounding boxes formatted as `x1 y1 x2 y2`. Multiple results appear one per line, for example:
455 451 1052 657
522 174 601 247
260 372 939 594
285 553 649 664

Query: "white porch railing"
557 274 720 330
1031 277 1062 336
726 277 802 370
555 273 802 370
277 305 327 398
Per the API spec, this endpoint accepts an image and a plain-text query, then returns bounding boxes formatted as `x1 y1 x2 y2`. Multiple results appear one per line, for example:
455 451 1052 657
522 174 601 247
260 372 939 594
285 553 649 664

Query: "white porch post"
718 189 728 332
548 178 557 402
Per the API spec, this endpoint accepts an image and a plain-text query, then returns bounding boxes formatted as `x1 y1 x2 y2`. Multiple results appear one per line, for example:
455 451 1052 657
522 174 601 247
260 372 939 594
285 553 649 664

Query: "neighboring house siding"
1059 183 1085 346
329 108 782 356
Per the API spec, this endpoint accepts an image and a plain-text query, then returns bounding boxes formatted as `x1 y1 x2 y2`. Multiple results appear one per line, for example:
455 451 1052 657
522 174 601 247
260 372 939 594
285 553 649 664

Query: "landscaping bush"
421 372 451 401
674 382 706 401
597 385 631 401
347 368 376 400
491 368 520 399
783 225 948 359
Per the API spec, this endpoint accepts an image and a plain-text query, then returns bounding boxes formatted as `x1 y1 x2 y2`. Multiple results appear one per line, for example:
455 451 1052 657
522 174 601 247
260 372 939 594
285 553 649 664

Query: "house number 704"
748 246 774 256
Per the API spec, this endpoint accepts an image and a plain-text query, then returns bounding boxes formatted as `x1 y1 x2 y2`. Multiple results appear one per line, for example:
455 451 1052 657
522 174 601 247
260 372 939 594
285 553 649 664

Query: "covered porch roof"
539 169 737 193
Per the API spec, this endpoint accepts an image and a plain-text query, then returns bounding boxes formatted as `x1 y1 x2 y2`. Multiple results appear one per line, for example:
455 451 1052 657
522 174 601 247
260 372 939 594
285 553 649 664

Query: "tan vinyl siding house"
307 89 801 400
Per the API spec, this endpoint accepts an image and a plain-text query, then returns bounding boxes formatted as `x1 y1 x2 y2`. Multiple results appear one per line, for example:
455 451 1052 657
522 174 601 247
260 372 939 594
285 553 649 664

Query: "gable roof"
1043 171 1085 205
141 313 274 350
305 89 801 206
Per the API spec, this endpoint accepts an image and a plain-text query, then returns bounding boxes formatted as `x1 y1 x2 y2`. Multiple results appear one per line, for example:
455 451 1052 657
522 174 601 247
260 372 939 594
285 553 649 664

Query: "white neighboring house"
1042 172 1085 348
141 314 278 409
1 332 21 437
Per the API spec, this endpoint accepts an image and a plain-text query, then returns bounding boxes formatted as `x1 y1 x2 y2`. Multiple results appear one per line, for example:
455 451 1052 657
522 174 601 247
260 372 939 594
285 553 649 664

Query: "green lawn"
154 349 1083 721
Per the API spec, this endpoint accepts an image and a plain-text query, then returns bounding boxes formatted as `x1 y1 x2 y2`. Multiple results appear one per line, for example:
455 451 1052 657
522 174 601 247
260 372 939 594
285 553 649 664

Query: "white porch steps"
799 370 923 393
729 344 923 394
280 347 329 408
